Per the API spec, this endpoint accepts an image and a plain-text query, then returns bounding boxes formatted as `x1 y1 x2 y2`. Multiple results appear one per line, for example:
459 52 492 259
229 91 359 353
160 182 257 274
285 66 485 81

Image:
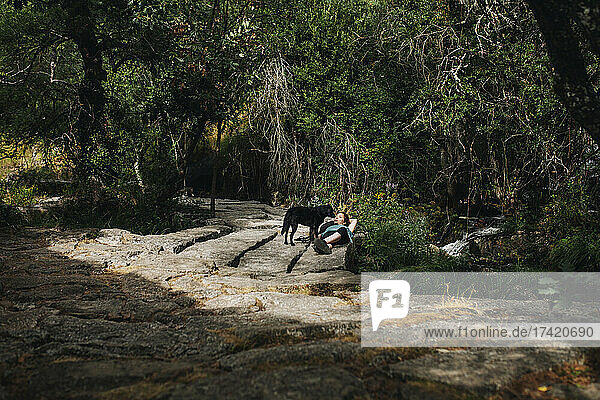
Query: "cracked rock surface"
0 198 589 399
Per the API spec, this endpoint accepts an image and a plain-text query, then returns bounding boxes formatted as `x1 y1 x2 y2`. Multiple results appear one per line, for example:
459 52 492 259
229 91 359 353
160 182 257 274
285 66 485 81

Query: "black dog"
282 205 335 246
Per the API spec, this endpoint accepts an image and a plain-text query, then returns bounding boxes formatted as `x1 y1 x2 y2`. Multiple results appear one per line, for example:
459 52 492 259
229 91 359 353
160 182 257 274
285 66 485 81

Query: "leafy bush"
550 235 600 272
359 218 429 271
4 180 37 207
535 181 600 271
1 165 67 207
540 182 597 237
347 193 468 271
11 166 57 187
347 193 424 270
348 192 408 225
56 187 188 235
0 202 23 226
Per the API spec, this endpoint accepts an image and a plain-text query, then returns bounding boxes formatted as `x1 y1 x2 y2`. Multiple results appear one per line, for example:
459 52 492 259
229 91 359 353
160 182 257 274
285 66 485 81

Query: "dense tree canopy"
1 0 599 270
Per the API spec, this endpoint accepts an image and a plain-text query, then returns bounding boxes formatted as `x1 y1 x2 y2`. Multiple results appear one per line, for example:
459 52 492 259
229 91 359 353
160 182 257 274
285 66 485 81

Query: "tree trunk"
62 0 108 185
525 0 600 146
210 120 223 217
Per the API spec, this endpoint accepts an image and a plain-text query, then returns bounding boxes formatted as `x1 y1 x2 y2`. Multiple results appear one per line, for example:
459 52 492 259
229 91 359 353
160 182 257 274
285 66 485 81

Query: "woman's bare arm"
348 219 358 232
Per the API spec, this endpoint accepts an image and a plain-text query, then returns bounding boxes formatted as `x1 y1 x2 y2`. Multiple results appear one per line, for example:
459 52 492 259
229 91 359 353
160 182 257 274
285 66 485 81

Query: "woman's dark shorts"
320 227 350 245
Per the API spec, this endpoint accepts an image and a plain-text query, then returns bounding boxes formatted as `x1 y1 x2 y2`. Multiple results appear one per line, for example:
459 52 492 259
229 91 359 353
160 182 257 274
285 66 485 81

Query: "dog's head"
316 205 335 219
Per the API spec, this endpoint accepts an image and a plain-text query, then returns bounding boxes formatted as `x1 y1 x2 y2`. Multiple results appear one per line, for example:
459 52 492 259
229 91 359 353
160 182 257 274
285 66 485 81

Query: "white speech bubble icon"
369 280 410 331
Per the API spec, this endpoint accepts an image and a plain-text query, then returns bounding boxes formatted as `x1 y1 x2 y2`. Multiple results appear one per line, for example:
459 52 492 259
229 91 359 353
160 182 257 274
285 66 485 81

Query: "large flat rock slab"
179 228 278 268
235 237 308 277
277 270 359 286
144 225 234 254
1 213 595 399
218 341 362 370
228 218 283 230
159 366 368 400
205 270 359 289
203 292 358 323
387 347 585 396
20 359 195 399
291 244 347 274
50 225 234 268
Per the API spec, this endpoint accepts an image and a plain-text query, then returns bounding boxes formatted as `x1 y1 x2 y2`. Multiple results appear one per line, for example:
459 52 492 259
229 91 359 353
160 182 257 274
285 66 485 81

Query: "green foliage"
347 193 467 271
502 207 540 235
3 180 37 207
361 219 429 271
537 182 600 271
348 193 405 224
56 189 189 235
0 3 79 150
413 253 470 272
0 166 56 207
550 234 600 272
348 193 425 270
540 181 597 237
0 202 22 226
243 0 586 214
0 0 598 279
2 0 260 204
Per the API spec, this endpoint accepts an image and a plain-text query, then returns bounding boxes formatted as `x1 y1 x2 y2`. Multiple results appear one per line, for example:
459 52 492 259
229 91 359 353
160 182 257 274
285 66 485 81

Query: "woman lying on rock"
313 212 357 254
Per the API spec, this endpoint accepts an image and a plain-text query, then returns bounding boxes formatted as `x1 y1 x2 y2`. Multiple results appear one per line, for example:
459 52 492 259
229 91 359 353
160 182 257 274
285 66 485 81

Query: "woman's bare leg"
323 232 342 248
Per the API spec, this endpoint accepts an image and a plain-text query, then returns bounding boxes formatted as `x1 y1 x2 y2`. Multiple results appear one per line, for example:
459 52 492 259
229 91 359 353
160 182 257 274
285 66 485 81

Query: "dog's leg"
290 223 298 246
282 220 289 244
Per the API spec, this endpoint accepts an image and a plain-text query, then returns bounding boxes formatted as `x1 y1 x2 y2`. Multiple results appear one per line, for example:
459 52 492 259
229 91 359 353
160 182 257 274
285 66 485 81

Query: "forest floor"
1 198 599 399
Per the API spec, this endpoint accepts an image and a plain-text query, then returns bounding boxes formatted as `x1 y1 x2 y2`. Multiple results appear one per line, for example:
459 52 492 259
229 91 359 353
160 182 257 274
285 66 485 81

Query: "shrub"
359 218 429 271
4 180 38 207
540 181 597 237
346 193 472 271
2 165 67 207
348 193 437 270
56 187 185 235
0 202 23 226
550 234 600 272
